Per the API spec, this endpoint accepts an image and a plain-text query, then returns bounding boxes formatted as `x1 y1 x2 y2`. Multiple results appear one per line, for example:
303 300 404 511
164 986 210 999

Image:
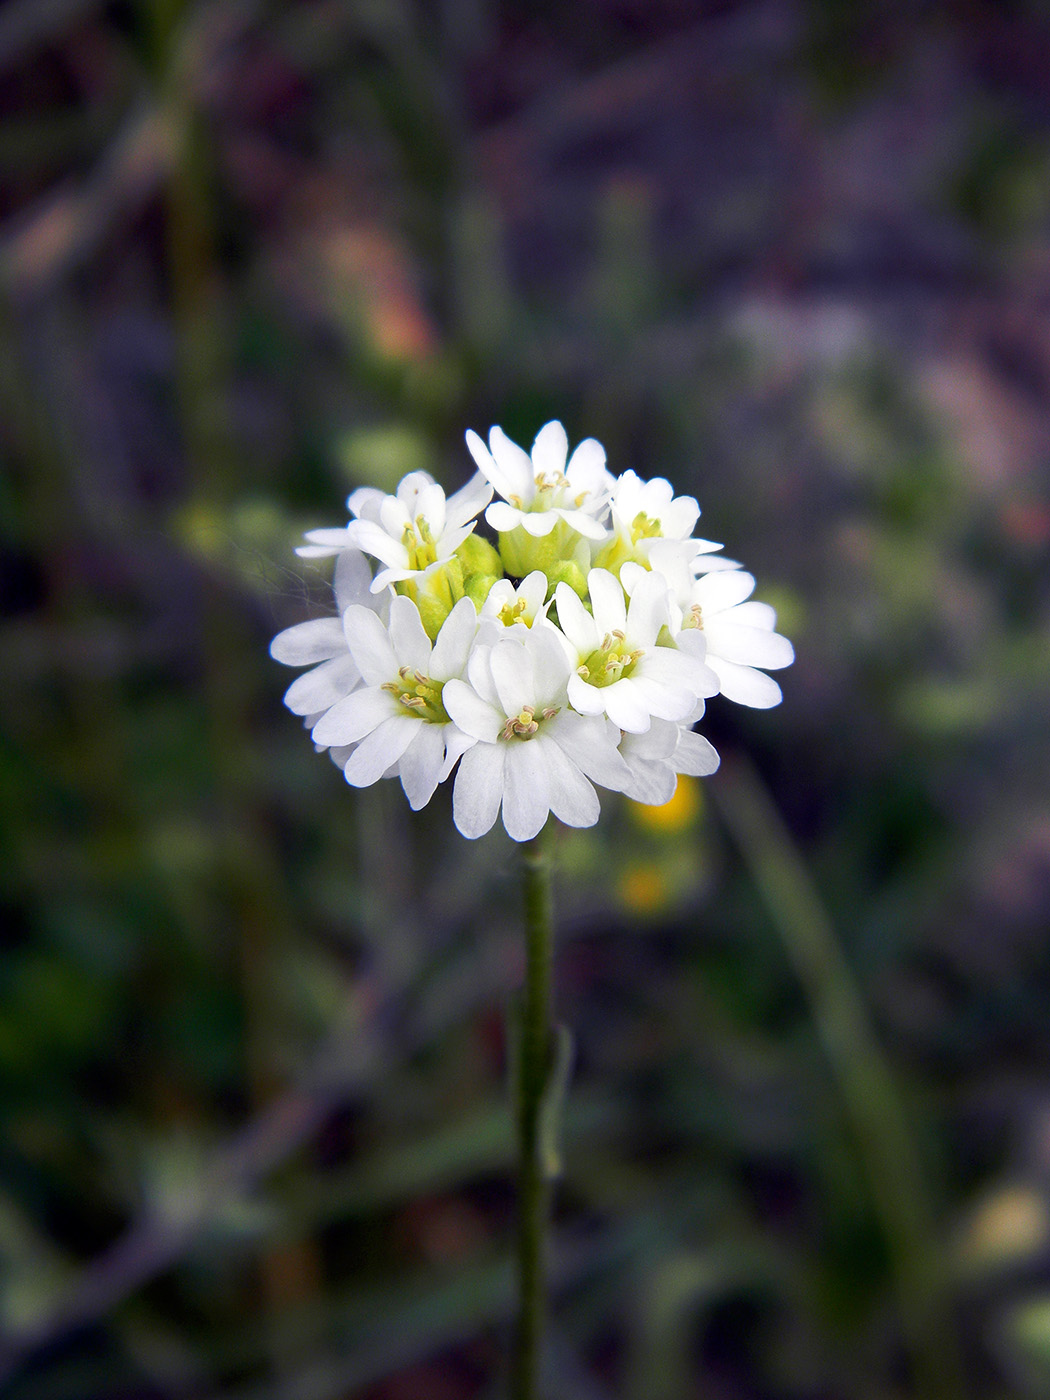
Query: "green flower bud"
498 520 585 581
465 572 502 609
546 560 588 600
455 532 502 579
396 558 466 640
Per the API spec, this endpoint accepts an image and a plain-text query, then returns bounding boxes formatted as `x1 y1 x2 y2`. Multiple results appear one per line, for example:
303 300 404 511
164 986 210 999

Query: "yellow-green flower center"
506 471 590 515
499 703 560 741
575 630 644 689
630 511 662 542
382 666 449 723
497 597 530 627
401 517 439 572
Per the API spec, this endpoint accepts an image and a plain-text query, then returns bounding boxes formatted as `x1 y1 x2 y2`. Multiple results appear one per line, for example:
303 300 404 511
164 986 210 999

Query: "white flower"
478 570 553 634
466 421 611 541
297 470 492 593
442 627 630 841
269 550 385 719
629 557 794 708
554 568 717 733
310 595 479 809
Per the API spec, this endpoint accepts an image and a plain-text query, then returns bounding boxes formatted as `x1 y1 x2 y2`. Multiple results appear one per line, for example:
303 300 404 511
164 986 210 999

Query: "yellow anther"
577 664 590 680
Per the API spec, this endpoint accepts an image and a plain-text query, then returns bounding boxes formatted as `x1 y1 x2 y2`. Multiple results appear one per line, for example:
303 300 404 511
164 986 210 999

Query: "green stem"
714 757 965 1400
514 821 555 1400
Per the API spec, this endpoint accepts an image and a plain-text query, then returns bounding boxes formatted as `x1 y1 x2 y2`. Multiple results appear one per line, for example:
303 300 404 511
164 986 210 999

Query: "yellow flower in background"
618 863 669 915
628 774 701 833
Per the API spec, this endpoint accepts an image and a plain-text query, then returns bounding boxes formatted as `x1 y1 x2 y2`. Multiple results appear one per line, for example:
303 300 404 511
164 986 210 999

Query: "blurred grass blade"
713 753 966 1400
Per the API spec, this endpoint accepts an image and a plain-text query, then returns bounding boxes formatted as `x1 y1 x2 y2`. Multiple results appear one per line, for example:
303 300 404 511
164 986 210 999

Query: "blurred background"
2 1 1050 1396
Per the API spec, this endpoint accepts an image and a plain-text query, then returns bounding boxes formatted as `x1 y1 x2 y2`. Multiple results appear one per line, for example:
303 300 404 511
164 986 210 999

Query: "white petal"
442 679 502 742
398 724 446 809
271 618 346 666
388 595 432 672
347 486 385 521
565 437 607 492
311 686 397 746
486 501 526 533
695 570 756 613
301 528 354 550
283 655 359 715
624 569 670 645
567 674 607 715
416 481 448 536
489 426 535 500
502 741 551 841
446 472 493 527
728 601 777 631
554 508 607 540
343 519 408 569
587 569 627 634
551 713 630 792
628 674 695 723
526 625 573 703
518 509 561 538
466 428 514 501
519 571 550 616
640 644 717 698
490 639 535 715
344 715 419 786
333 549 376 609
440 725 478 780
296 543 343 558
704 620 795 670
621 757 677 806
531 421 568 477
624 718 678 760
466 644 500 708
673 729 720 776
603 679 653 733
543 740 600 829
430 597 477 679
554 582 598 655
708 657 783 708
344 605 398 685
453 742 504 838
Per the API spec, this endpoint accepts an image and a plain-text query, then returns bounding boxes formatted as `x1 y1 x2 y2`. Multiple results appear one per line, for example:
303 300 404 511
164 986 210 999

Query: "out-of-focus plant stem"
153 1 324 1371
714 755 965 1400
514 821 556 1400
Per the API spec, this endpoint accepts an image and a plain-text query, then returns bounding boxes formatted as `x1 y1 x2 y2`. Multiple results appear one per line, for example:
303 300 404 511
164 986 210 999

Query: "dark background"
2 1 1050 1396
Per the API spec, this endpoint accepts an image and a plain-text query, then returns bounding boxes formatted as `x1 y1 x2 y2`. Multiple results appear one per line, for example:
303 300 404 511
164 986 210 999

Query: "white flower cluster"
272 422 793 841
